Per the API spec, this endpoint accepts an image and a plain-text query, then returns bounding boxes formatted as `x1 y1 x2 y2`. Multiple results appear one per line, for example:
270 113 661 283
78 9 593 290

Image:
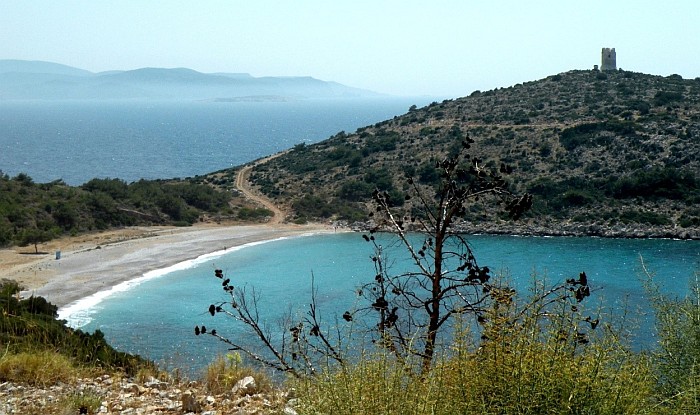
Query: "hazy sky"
1 1 698 97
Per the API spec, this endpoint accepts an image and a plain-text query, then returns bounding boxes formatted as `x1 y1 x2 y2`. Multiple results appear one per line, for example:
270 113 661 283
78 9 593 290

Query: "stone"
122 383 141 394
181 390 202 413
231 376 256 396
145 377 167 390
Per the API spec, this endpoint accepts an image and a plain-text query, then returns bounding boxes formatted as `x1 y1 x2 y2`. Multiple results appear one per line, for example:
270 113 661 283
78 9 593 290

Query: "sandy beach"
0 223 331 309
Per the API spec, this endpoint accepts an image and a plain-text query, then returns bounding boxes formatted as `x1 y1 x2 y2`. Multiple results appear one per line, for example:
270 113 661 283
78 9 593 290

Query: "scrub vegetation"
0 174 246 249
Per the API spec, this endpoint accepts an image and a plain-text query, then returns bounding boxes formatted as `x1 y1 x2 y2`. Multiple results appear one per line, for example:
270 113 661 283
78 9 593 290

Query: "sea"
59 232 699 375
0 97 429 185
2 98 699 375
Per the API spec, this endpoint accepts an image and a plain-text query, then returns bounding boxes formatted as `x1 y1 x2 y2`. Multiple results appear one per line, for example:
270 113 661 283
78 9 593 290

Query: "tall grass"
290 291 656 415
204 352 274 395
645 268 700 413
286 270 661 414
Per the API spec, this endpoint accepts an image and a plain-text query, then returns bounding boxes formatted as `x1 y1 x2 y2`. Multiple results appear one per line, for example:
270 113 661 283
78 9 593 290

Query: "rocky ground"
347 219 700 240
0 375 298 415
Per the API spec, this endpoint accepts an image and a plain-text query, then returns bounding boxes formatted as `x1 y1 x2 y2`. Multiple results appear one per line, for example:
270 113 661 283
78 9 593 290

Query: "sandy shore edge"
0 223 334 309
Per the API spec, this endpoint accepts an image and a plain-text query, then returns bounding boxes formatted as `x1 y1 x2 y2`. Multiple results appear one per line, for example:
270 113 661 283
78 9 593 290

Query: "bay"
67 232 700 375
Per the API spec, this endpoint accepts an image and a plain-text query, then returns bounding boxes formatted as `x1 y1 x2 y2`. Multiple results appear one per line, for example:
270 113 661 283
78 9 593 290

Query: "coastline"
1 220 696 314
0 223 334 309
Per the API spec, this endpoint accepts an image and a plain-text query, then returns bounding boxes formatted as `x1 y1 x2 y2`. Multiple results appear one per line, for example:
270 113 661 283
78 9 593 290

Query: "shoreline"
0 223 334 309
1 221 697 313
56 233 313 327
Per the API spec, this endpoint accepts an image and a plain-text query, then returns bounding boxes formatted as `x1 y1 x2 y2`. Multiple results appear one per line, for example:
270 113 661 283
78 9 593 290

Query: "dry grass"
291 331 655 415
204 352 274 395
0 350 84 385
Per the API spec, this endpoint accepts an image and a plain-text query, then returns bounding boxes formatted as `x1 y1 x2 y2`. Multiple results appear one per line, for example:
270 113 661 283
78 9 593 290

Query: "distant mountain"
0 60 381 100
0 59 94 77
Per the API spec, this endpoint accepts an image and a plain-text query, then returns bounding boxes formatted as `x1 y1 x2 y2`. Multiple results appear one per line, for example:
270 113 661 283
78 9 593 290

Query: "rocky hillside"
210 69 699 238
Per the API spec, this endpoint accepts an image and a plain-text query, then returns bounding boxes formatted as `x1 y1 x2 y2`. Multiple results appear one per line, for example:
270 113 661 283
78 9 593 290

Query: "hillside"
0 60 379 100
212 69 700 239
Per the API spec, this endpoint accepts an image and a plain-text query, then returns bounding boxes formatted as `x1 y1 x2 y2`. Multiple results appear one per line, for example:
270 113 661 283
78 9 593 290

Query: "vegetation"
0 173 234 248
645 267 700 412
234 70 699 236
0 279 153 382
196 256 700 414
203 352 273 395
290 303 653 414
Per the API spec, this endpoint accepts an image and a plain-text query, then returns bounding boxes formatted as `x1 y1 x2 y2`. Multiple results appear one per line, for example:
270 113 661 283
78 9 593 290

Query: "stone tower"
601 47 616 71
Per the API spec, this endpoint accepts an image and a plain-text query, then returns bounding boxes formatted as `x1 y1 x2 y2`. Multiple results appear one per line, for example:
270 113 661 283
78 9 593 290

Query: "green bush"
619 210 671 226
653 91 684 106
237 207 273 220
559 121 637 151
0 280 150 375
338 180 374 202
609 167 698 200
0 173 232 247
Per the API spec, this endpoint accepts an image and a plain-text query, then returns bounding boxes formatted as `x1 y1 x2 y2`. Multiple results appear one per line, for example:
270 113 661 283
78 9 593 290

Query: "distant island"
0 59 381 100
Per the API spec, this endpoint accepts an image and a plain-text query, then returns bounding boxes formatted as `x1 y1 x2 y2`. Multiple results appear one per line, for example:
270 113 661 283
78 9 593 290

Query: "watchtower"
601 48 616 71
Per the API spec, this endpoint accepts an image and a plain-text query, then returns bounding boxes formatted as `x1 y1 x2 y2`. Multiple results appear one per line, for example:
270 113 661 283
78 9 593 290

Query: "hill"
0 60 380 100
207 69 700 239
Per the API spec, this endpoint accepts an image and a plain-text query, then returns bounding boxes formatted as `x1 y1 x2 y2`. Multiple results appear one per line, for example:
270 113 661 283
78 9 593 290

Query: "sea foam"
58 236 294 328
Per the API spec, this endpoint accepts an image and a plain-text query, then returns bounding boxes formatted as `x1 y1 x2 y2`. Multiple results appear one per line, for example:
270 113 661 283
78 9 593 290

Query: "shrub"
653 91 684 107
559 121 637 151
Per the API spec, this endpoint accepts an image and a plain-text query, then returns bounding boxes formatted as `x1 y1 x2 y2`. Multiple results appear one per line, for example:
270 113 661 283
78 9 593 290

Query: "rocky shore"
348 219 700 240
0 374 297 415
454 221 700 240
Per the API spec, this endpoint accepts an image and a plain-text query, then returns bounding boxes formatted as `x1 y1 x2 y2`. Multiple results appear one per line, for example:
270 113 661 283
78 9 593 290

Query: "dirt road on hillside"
235 153 288 224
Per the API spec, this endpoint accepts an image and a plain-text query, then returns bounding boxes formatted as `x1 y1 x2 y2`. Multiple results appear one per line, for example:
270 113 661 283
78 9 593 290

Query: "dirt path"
0 152 298 293
235 152 289 224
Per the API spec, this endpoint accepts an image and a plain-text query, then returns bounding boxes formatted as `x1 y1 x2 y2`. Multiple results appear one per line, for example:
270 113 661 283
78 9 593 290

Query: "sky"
1 0 698 97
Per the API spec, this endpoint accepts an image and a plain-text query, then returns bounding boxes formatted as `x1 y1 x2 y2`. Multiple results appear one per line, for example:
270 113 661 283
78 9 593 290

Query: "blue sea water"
0 97 427 185
64 232 699 375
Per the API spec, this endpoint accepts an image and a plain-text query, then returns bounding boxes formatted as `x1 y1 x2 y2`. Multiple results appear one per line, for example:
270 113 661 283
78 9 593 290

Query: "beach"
0 223 331 309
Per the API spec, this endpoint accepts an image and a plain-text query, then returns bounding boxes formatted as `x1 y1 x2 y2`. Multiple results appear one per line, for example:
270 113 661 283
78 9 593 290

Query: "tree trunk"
422 230 444 374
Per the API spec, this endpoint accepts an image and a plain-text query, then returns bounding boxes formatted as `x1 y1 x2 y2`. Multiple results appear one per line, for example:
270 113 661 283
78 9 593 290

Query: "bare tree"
355 136 534 373
196 134 594 376
195 270 347 378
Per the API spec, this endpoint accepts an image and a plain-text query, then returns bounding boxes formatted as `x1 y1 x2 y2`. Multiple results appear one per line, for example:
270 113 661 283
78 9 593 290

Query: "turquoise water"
66 232 700 374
